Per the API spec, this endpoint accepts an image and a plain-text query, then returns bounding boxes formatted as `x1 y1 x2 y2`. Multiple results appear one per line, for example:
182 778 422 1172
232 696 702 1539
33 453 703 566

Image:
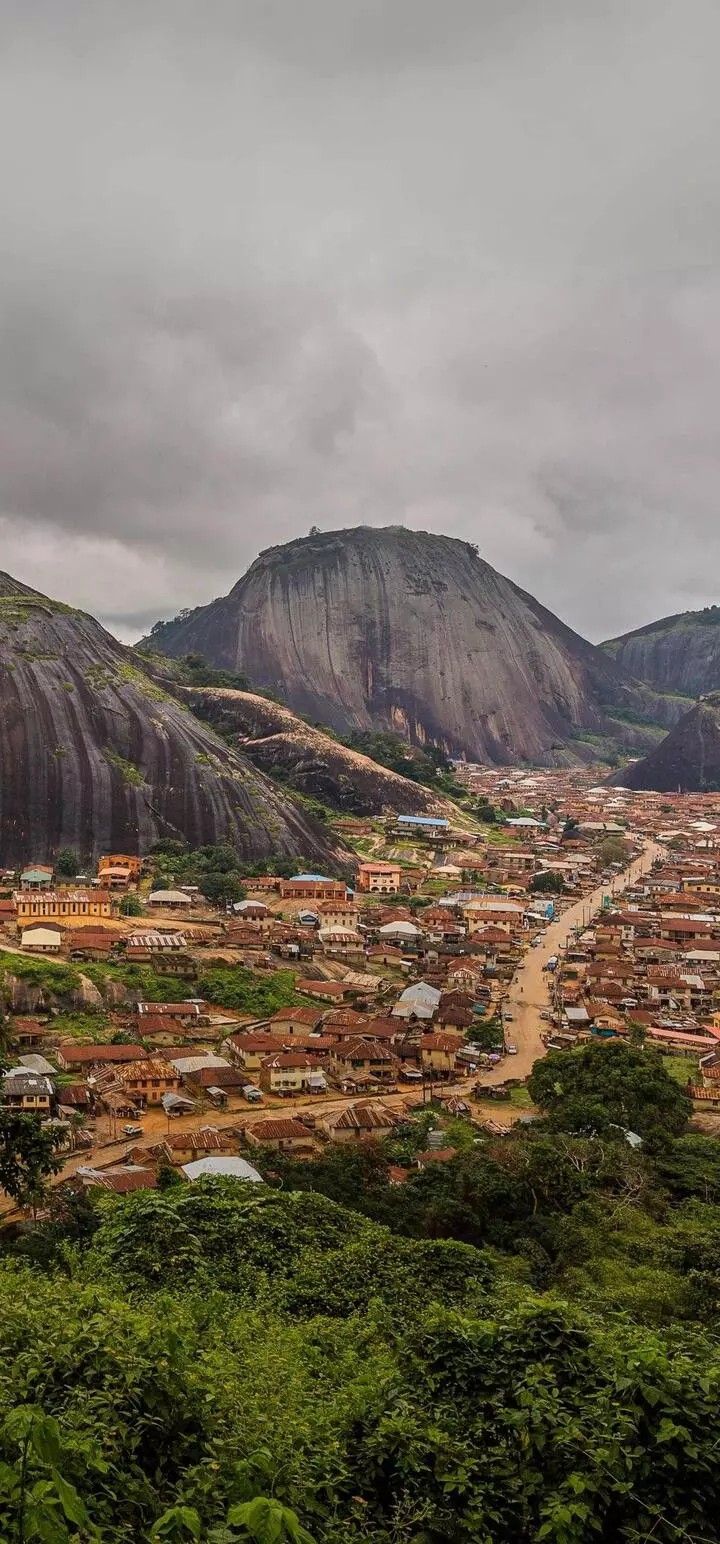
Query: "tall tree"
528 1040 691 1141
0 1111 64 1214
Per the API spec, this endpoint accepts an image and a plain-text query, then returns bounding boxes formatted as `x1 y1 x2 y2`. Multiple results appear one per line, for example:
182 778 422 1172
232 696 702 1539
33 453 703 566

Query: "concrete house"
357 861 402 895
20 924 63 953
2 1068 56 1116
259 1052 319 1096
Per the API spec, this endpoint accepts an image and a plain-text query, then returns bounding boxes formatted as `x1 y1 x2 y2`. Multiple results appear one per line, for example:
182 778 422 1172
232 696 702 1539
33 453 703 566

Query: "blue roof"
290 873 333 882
396 815 449 828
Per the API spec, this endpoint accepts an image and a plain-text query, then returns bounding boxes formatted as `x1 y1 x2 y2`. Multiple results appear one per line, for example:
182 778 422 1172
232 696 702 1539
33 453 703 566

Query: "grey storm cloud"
1 0 720 641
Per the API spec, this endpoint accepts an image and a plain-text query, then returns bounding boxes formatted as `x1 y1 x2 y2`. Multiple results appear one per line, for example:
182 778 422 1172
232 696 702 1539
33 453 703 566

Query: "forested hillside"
1 1043 720 1542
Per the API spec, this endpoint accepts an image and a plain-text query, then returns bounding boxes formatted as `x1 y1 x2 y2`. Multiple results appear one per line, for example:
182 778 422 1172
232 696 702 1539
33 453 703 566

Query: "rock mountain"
165 681 459 818
603 607 720 699
146 526 680 765
611 694 720 793
0 573 344 867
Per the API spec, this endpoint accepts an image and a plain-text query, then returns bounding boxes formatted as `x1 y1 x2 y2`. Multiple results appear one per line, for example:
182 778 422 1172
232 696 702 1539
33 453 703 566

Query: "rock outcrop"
0 573 346 867
171 684 460 817
611 694 720 792
145 526 681 765
603 608 720 699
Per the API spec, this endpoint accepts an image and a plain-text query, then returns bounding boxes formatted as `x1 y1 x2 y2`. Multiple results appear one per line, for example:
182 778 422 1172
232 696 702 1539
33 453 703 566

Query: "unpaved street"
479 839 662 1085
0 842 662 1218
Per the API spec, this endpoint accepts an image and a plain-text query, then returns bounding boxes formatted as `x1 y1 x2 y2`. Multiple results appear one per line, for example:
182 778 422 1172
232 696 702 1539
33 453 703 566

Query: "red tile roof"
58 1042 145 1064
249 1118 310 1140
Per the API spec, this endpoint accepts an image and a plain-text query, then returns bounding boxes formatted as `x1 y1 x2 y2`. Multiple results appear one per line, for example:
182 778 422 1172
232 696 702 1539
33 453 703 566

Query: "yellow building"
14 890 113 925
98 854 142 887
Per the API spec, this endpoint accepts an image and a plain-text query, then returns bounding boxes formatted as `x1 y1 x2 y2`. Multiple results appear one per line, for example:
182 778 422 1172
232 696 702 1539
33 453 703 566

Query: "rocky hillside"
611 694 720 793
168 683 460 817
603 608 720 699
0 574 345 867
145 526 682 765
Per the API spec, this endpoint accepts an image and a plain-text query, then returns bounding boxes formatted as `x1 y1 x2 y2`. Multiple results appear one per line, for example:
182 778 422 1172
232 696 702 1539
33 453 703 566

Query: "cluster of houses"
538 828 720 1107
9 770 720 1201
3 981 482 1193
2 968 492 1134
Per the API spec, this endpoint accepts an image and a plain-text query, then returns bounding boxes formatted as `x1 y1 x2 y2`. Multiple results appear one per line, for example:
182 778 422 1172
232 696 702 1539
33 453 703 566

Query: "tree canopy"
55 847 79 877
529 870 564 894
0 1108 64 1213
527 1039 691 1141
2 1026 720 1541
2 1172 720 1541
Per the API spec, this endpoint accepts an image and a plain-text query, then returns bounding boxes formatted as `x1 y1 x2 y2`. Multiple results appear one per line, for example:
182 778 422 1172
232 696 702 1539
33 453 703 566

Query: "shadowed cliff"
0 573 346 867
611 694 720 793
603 608 720 699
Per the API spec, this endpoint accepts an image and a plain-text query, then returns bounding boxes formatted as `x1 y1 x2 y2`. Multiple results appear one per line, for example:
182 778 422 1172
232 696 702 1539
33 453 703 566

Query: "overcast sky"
1 0 720 643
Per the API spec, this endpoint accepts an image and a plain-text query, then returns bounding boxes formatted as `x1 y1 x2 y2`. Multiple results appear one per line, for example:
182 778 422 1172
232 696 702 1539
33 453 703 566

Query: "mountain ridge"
165 679 463 817
602 606 720 698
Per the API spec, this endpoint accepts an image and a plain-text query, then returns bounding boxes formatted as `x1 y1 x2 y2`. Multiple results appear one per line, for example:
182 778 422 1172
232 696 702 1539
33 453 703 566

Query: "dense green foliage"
175 652 251 692
528 1040 691 1142
3 1161 720 1542
529 871 564 894
1 1043 720 1540
197 965 299 1015
341 730 464 797
0 944 303 1017
149 842 247 907
596 835 629 866
55 847 80 878
0 1109 63 1214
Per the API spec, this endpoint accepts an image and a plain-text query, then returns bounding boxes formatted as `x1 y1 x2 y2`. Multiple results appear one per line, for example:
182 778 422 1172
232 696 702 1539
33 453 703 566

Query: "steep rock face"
173 684 460 816
146 526 680 765
603 609 720 698
611 695 720 792
0 575 345 867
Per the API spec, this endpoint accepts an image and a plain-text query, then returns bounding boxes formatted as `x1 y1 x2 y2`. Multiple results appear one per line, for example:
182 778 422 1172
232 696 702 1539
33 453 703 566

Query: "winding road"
479 839 663 1085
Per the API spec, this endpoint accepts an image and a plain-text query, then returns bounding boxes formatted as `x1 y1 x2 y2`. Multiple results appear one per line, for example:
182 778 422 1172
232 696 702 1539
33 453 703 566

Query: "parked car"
505 1044 518 1055
243 1086 263 1102
122 1124 143 1138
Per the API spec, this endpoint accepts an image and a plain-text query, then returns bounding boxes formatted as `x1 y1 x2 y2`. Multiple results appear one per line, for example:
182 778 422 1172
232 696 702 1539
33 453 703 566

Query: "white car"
506 1044 518 1055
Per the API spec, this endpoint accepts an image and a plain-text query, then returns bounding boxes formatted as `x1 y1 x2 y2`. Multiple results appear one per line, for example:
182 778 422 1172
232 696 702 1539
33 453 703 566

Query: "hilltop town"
4 767 720 1201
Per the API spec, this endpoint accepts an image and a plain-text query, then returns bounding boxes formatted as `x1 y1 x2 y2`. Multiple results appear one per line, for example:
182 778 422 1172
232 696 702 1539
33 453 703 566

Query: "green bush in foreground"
0 1178 720 1541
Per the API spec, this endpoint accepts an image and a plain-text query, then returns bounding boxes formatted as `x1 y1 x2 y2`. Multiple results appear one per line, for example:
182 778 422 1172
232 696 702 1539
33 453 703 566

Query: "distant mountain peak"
602 605 720 698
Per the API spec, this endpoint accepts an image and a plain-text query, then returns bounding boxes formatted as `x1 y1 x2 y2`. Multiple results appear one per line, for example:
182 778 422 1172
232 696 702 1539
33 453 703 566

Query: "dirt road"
0 841 662 1218
479 839 662 1086
0 1076 498 1220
